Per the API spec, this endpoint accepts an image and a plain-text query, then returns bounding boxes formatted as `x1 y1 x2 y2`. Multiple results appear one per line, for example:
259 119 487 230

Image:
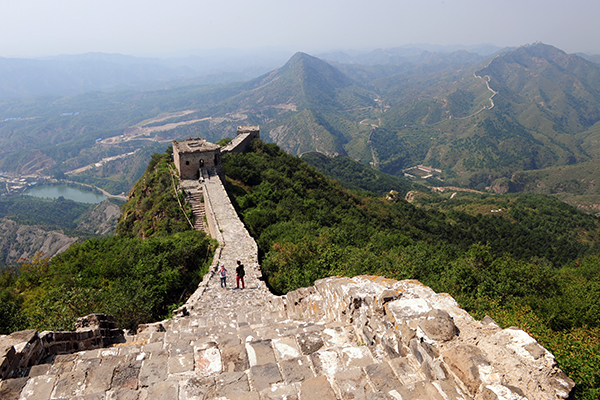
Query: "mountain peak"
280 51 354 88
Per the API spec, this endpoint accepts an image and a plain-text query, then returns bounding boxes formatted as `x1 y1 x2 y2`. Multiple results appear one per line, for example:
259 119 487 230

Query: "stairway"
181 180 207 234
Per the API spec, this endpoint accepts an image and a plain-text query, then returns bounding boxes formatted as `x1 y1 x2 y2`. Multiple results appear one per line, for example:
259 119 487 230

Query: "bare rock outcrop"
0 218 77 263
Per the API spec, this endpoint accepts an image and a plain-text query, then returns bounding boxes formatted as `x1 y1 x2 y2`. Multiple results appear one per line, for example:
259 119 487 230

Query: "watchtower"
172 138 221 179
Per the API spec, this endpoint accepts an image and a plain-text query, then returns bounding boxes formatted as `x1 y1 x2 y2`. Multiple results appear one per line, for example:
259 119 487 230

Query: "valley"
2 44 600 208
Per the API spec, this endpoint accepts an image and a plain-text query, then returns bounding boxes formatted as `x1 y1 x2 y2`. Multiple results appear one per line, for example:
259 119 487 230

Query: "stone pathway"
0 174 575 399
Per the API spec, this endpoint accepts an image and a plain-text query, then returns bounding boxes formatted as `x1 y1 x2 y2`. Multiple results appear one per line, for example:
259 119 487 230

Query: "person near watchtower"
236 260 245 289
219 264 227 288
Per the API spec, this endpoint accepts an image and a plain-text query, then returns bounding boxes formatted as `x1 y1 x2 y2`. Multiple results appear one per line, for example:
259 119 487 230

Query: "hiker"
219 264 227 288
236 260 245 289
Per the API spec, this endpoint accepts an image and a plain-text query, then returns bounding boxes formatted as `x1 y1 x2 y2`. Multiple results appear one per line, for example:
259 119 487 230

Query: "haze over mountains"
2 42 600 211
0 48 295 97
0 44 505 98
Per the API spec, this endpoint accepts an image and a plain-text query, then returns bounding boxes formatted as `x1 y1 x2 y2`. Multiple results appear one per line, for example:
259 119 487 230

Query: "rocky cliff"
0 218 77 263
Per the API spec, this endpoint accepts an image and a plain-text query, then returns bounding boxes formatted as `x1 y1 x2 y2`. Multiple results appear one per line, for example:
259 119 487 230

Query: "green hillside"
3 44 600 210
300 151 422 196
0 149 215 333
222 141 600 398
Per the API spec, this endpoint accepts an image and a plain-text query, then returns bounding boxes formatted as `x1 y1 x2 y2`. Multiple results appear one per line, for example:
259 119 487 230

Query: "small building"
236 125 260 139
221 125 261 155
172 138 221 180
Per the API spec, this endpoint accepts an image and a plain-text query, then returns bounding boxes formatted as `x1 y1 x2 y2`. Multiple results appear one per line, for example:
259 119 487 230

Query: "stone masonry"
0 140 575 399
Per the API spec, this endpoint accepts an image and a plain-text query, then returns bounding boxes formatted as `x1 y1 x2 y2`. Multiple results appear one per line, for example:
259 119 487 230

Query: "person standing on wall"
219 264 227 288
236 260 245 289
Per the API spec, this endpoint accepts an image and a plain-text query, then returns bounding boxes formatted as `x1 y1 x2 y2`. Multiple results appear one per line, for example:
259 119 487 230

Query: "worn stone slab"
442 344 490 396
311 350 343 378
139 353 168 386
168 340 193 357
322 327 354 348
221 344 249 372
74 357 101 372
195 344 222 376
214 371 250 397
364 362 403 394
52 370 87 398
84 357 119 394
179 376 215 400
168 353 194 374
117 345 142 357
146 380 178 400
246 339 276 366
28 363 51 377
388 356 427 385
394 380 446 400
238 327 259 342
18 375 57 400
250 362 283 391
48 358 76 375
254 326 280 340
78 349 101 360
140 340 164 354
279 356 314 383
335 367 371 400
387 298 432 321
299 375 337 400
0 377 28 400
297 331 324 355
260 383 300 400
433 378 470 400
341 346 374 368
110 362 141 391
272 337 301 361
223 392 260 400
100 348 120 358
217 332 241 348
106 388 144 400
72 392 106 400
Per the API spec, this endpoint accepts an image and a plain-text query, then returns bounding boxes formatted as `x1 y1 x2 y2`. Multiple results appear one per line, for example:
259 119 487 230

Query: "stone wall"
0 124 577 398
0 314 123 380
283 275 575 399
220 125 260 155
173 138 221 179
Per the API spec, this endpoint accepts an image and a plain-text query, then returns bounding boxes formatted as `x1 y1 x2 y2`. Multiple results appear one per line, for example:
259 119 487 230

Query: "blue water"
24 185 107 204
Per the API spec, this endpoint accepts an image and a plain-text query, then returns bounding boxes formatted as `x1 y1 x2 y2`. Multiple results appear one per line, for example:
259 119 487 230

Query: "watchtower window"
186 161 190 165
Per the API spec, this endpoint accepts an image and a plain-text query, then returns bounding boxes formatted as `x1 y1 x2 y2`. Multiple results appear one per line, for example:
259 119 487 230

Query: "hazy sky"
1 0 599 58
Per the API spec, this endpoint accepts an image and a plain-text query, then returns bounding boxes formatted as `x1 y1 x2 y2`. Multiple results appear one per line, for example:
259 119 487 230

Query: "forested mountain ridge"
215 52 378 156
222 140 600 397
1 139 599 396
3 43 600 208
0 149 214 334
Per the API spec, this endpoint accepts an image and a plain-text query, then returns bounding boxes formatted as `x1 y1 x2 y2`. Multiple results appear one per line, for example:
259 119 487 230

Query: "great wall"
0 127 575 399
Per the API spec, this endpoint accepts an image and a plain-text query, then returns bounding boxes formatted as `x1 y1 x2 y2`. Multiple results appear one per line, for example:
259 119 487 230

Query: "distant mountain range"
0 49 294 97
0 44 512 99
2 42 600 210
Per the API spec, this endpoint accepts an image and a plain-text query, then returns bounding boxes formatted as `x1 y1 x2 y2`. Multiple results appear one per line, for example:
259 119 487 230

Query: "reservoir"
24 185 108 204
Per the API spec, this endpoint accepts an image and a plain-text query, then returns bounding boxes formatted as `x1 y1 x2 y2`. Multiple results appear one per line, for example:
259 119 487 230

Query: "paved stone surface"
0 173 575 399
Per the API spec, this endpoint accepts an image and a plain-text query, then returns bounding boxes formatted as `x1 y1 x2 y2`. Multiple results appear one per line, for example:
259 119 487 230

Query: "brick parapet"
0 314 123 379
